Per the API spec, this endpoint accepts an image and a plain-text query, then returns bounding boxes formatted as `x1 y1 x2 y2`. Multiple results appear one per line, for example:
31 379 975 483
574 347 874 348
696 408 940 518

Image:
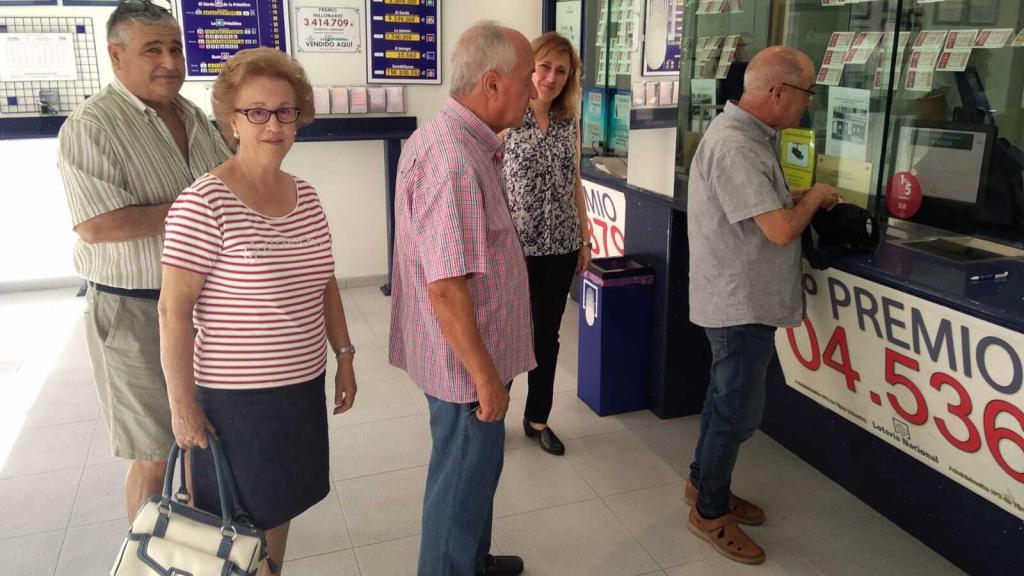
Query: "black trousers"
523 251 579 424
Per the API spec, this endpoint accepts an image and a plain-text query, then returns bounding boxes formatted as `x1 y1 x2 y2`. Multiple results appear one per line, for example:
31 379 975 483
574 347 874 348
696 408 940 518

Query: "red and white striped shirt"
162 173 335 389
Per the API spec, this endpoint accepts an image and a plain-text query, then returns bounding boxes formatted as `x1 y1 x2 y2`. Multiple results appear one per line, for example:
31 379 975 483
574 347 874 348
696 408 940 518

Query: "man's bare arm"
75 203 173 244
753 184 839 246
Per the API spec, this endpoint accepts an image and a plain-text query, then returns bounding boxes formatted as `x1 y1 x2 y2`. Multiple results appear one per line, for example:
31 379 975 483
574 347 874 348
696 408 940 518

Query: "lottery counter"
550 1 1024 572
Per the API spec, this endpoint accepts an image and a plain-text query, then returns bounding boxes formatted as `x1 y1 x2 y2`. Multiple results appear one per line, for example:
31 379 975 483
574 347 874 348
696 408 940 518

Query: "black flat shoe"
523 418 540 438
477 554 524 576
523 419 565 455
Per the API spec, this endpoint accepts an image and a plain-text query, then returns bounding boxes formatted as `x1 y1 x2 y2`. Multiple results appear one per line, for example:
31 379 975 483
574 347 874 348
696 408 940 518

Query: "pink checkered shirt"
389 98 536 403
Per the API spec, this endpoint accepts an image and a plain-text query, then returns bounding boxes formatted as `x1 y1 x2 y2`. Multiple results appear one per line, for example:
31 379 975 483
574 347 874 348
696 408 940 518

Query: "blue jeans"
689 324 778 519
418 394 506 576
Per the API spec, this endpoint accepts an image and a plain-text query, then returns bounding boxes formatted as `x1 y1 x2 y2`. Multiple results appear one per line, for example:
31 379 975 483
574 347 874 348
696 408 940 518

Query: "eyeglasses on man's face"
775 82 816 103
235 107 301 124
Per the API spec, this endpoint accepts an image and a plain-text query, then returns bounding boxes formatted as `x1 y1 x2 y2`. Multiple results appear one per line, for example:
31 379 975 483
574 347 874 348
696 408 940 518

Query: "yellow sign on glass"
779 128 816 190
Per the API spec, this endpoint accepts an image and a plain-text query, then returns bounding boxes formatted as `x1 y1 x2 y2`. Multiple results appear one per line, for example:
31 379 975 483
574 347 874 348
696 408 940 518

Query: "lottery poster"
366 0 440 84
177 0 289 80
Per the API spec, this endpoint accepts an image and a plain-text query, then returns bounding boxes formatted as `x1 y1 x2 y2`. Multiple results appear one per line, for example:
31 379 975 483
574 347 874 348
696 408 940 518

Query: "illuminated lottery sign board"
366 0 441 84
177 0 289 80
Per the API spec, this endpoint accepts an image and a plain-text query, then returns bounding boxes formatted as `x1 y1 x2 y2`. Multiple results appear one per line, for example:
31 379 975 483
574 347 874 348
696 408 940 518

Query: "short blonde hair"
532 32 581 121
212 48 315 148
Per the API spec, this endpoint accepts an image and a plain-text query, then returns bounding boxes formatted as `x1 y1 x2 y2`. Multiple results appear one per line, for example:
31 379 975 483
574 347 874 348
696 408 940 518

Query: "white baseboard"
0 277 84 295
338 274 388 289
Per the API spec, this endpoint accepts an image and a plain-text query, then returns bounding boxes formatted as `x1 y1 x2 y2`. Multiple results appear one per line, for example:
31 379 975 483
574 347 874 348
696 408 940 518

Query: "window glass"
882 1 1024 247
678 0 901 213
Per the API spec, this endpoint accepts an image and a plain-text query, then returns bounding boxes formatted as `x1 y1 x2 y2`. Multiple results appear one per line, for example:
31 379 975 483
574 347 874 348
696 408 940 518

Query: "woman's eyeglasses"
235 107 301 124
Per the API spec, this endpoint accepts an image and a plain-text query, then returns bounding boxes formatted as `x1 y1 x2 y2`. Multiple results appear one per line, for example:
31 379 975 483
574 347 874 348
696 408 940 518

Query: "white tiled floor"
0 286 966 576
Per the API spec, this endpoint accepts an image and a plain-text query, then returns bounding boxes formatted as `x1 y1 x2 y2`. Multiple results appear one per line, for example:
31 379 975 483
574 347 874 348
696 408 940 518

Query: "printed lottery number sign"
582 179 626 257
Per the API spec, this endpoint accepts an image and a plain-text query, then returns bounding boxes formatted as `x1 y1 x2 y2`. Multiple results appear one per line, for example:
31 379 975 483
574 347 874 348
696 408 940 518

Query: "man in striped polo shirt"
390 22 537 576
57 0 230 521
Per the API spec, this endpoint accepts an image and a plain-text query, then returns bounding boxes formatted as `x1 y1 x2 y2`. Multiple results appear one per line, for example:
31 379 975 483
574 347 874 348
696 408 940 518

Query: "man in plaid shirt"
389 21 537 576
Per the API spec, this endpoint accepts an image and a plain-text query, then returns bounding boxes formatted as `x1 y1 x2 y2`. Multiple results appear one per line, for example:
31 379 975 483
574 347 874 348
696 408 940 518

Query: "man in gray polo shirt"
685 46 839 564
58 1 229 521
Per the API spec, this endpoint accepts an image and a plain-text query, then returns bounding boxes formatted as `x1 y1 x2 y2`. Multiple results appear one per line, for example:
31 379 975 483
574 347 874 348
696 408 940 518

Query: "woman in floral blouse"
502 31 591 456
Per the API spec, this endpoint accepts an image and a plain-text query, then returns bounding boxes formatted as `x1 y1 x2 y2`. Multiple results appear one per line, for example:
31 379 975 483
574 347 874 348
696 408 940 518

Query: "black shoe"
477 554 524 576
523 419 565 455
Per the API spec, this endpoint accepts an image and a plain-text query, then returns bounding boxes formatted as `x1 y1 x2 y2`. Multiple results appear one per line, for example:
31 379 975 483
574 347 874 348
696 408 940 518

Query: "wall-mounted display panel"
365 0 440 84
0 16 100 116
643 0 686 76
0 0 57 5
294 5 361 53
61 0 117 6
176 0 289 80
0 31 75 81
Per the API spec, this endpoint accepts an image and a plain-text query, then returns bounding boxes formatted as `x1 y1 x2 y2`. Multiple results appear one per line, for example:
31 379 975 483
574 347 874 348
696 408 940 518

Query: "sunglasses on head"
116 0 172 14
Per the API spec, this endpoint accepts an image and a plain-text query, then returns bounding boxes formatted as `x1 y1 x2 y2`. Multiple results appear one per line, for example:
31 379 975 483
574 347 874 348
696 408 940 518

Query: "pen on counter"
969 272 1010 282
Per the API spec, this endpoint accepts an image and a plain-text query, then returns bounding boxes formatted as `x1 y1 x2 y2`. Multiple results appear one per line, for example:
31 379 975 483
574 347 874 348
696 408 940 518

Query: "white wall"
0 4 118 287
0 1 542 287
626 0 677 197
0 138 78 286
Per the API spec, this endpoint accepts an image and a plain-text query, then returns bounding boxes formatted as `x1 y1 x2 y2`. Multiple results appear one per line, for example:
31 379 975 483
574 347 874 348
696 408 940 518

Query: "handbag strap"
161 445 179 500
155 438 266 566
174 449 189 503
161 439 233 530
206 437 256 527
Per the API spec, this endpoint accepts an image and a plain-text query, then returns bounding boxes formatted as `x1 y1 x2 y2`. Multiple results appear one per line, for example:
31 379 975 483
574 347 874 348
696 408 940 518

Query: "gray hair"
107 0 179 45
449 21 519 97
743 46 811 94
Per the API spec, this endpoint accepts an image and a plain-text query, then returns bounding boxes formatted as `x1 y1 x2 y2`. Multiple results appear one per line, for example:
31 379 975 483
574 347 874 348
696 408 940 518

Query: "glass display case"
545 6 1024 573
675 0 773 173
575 0 638 182
672 0 1023 249
882 1 1024 249
556 0 1023 245
677 1 903 211
565 0 687 194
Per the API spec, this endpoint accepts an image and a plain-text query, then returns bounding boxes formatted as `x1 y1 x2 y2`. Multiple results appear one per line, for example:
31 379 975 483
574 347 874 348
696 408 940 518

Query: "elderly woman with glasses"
158 47 358 574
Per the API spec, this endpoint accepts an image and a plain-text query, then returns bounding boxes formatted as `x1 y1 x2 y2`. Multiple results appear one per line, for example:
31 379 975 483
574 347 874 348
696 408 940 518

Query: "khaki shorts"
84 286 174 462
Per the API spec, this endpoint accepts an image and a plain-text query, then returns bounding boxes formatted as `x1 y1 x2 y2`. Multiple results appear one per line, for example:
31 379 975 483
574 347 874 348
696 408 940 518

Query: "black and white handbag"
111 437 270 575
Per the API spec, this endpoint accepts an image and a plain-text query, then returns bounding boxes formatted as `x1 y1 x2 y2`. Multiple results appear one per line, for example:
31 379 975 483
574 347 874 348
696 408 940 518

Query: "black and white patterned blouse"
503 108 583 257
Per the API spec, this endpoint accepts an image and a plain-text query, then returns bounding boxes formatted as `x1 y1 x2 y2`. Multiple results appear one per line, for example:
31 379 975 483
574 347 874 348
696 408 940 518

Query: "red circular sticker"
887 171 922 218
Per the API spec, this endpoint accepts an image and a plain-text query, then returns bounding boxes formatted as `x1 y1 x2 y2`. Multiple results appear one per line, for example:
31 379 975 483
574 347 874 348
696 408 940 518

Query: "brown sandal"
688 506 766 565
684 479 766 526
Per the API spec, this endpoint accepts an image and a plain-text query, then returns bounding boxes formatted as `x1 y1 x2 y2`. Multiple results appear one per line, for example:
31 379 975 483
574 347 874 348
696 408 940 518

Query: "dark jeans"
689 324 778 519
418 394 506 576
523 251 578 424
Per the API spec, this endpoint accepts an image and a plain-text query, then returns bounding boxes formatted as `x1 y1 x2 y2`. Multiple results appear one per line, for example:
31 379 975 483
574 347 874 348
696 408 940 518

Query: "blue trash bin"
577 257 653 416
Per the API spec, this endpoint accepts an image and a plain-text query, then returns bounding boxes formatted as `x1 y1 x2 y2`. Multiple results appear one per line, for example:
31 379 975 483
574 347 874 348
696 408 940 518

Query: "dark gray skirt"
192 373 329 530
